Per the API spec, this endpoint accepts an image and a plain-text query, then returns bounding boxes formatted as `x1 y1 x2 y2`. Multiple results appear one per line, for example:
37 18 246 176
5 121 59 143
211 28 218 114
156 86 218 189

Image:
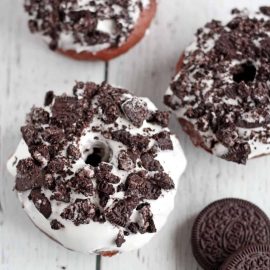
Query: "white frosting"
7 93 186 254
25 0 151 53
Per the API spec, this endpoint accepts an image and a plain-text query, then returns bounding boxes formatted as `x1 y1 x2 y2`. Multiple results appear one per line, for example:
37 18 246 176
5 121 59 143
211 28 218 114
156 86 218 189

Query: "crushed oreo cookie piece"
112 130 150 151
222 142 251 164
68 167 94 197
105 196 139 227
151 172 175 190
140 152 163 171
21 125 41 146
67 144 81 159
118 150 135 171
29 189 52 218
137 204 156 233
61 199 96 226
51 180 71 203
95 163 120 184
16 158 45 191
122 97 149 127
29 145 50 166
115 231 126 247
147 111 170 127
153 131 173 150
125 173 162 200
44 91 54 106
50 219 64 230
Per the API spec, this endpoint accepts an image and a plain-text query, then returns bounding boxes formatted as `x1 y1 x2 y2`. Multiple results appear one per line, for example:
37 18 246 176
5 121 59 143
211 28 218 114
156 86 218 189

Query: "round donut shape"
220 245 270 270
7 81 186 255
58 0 157 61
191 198 270 270
24 0 157 61
164 7 270 164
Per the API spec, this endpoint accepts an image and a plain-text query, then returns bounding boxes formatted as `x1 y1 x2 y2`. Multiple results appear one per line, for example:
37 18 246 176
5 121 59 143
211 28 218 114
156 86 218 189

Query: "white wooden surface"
1 0 270 269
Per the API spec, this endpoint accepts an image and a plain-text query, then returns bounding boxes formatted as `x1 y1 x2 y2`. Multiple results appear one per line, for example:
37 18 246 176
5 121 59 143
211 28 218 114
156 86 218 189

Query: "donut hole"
233 62 256 83
84 142 110 167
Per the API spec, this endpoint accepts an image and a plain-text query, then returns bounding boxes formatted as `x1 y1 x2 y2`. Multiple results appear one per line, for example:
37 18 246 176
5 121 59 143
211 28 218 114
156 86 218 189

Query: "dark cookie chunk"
151 172 174 190
98 94 119 124
95 163 120 184
28 107 50 125
98 192 110 208
51 96 80 126
222 143 251 165
61 199 96 226
153 131 173 150
15 158 44 191
191 198 270 270
29 145 50 166
97 181 115 195
115 231 126 247
125 173 162 200
51 180 71 203
69 167 94 197
112 130 150 151
68 10 97 33
260 6 270 16
216 124 238 148
67 144 81 159
118 150 135 171
147 111 170 127
41 127 65 145
44 91 54 106
50 219 64 230
128 222 140 234
44 173 55 189
73 81 98 99
29 189 52 219
21 125 41 146
122 97 149 127
137 204 156 234
47 158 68 174
105 196 139 227
140 152 163 171
220 245 270 270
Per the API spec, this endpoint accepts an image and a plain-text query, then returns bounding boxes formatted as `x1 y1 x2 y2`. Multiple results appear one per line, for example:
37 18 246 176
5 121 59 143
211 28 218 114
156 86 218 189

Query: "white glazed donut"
165 6 270 164
23 0 157 60
7 82 186 255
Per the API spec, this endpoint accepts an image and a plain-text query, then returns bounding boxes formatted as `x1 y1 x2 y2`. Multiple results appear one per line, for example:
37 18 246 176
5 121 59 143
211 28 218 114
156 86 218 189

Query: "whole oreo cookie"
191 198 270 270
220 245 270 270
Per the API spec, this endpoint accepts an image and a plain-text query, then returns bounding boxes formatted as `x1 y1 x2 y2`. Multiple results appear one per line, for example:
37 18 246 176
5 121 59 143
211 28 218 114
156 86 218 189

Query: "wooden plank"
2 0 270 269
0 1 104 269
102 0 270 269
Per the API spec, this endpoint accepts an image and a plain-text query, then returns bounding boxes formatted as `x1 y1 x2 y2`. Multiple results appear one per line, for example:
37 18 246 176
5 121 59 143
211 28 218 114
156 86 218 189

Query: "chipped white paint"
1 0 270 270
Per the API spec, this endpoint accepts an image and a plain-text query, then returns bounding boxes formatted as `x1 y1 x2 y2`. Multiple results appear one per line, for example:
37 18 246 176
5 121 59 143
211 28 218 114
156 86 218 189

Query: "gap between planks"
95 60 109 270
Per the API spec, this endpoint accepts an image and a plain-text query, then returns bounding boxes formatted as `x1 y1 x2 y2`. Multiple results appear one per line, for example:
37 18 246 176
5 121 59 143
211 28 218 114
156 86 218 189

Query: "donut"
24 0 157 61
7 81 186 255
164 7 270 164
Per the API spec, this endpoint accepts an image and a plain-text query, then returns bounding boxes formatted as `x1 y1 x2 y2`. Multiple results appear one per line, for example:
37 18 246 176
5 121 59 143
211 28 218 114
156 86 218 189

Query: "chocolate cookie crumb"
115 231 126 247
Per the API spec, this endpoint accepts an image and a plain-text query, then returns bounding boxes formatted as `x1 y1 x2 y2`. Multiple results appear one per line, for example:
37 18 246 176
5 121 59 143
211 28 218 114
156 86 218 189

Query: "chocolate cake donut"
24 0 157 61
7 82 186 255
165 7 270 164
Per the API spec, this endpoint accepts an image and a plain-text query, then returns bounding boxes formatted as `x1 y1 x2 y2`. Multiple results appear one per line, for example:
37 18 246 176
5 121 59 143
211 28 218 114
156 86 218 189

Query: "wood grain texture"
1 0 270 270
